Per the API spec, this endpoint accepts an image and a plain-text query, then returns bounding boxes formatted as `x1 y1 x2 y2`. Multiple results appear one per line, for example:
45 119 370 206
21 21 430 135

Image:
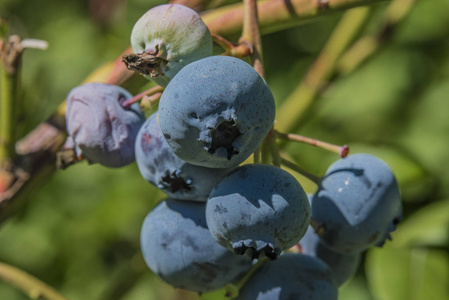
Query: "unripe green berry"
127 4 212 87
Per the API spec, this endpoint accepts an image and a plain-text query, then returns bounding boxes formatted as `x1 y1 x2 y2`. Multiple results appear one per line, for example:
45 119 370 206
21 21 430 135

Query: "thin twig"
0 262 69 300
280 156 321 185
211 33 251 58
239 0 264 77
201 0 387 37
221 258 268 298
310 217 325 235
276 131 349 157
20 39 49 51
0 34 22 161
140 92 163 111
122 85 164 108
253 147 261 164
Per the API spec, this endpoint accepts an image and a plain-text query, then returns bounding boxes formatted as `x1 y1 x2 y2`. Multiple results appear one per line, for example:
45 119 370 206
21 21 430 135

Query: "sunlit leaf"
366 247 449 300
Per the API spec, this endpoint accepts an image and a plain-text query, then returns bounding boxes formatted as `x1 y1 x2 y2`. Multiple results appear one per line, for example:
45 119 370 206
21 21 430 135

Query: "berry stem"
280 156 321 185
260 143 271 165
0 262 69 300
310 217 325 235
268 144 281 167
223 258 268 298
239 0 264 77
56 147 82 170
276 130 349 158
122 85 164 109
211 33 251 58
265 129 281 167
253 147 261 164
140 92 162 111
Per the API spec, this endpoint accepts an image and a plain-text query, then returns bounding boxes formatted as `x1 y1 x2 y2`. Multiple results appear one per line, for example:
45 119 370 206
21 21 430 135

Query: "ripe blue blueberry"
206 164 310 260
127 4 212 87
312 153 403 253
135 112 232 201
140 198 252 293
158 56 276 168
299 221 361 286
235 253 338 300
65 82 145 168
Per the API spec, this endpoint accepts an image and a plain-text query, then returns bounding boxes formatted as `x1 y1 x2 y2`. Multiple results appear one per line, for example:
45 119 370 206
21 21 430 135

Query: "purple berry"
65 82 144 168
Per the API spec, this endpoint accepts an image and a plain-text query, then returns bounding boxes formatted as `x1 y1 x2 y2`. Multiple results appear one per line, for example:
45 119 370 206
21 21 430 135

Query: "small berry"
235 253 338 300
206 164 310 260
299 211 361 286
312 153 403 253
127 4 212 87
140 199 252 292
65 82 144 168
135 112 232 201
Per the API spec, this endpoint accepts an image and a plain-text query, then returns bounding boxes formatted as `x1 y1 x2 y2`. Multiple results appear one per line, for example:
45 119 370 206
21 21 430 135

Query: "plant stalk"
0 34 21 161
0 262 69 300
275 6 371 134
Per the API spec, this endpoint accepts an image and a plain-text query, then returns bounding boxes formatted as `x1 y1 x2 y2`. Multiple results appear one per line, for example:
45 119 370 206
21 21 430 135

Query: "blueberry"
135 112 233 201
128 4 212 87
299 220 361 286
312 153 403 253
206 164 310 260
158 56 276 168
235 253 338 300
140 198 252 293
65 82 145 168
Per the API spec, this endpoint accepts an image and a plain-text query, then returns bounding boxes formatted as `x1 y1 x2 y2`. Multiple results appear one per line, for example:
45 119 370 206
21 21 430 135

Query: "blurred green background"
1 0 449 299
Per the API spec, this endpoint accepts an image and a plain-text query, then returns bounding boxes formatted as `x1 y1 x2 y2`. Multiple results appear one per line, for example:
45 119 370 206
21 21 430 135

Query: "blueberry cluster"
63 4 403 299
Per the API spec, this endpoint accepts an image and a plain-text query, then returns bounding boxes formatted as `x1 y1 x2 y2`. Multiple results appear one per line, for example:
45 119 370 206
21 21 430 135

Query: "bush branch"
202 0 387 36
0 262 69 300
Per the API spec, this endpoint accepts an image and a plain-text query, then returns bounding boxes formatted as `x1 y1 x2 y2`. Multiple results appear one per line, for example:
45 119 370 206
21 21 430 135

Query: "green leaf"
366 247 449 300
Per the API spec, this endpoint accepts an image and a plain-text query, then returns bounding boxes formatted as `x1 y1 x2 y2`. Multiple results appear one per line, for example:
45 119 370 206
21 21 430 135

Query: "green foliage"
366 200 449 300
1 0 449 299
